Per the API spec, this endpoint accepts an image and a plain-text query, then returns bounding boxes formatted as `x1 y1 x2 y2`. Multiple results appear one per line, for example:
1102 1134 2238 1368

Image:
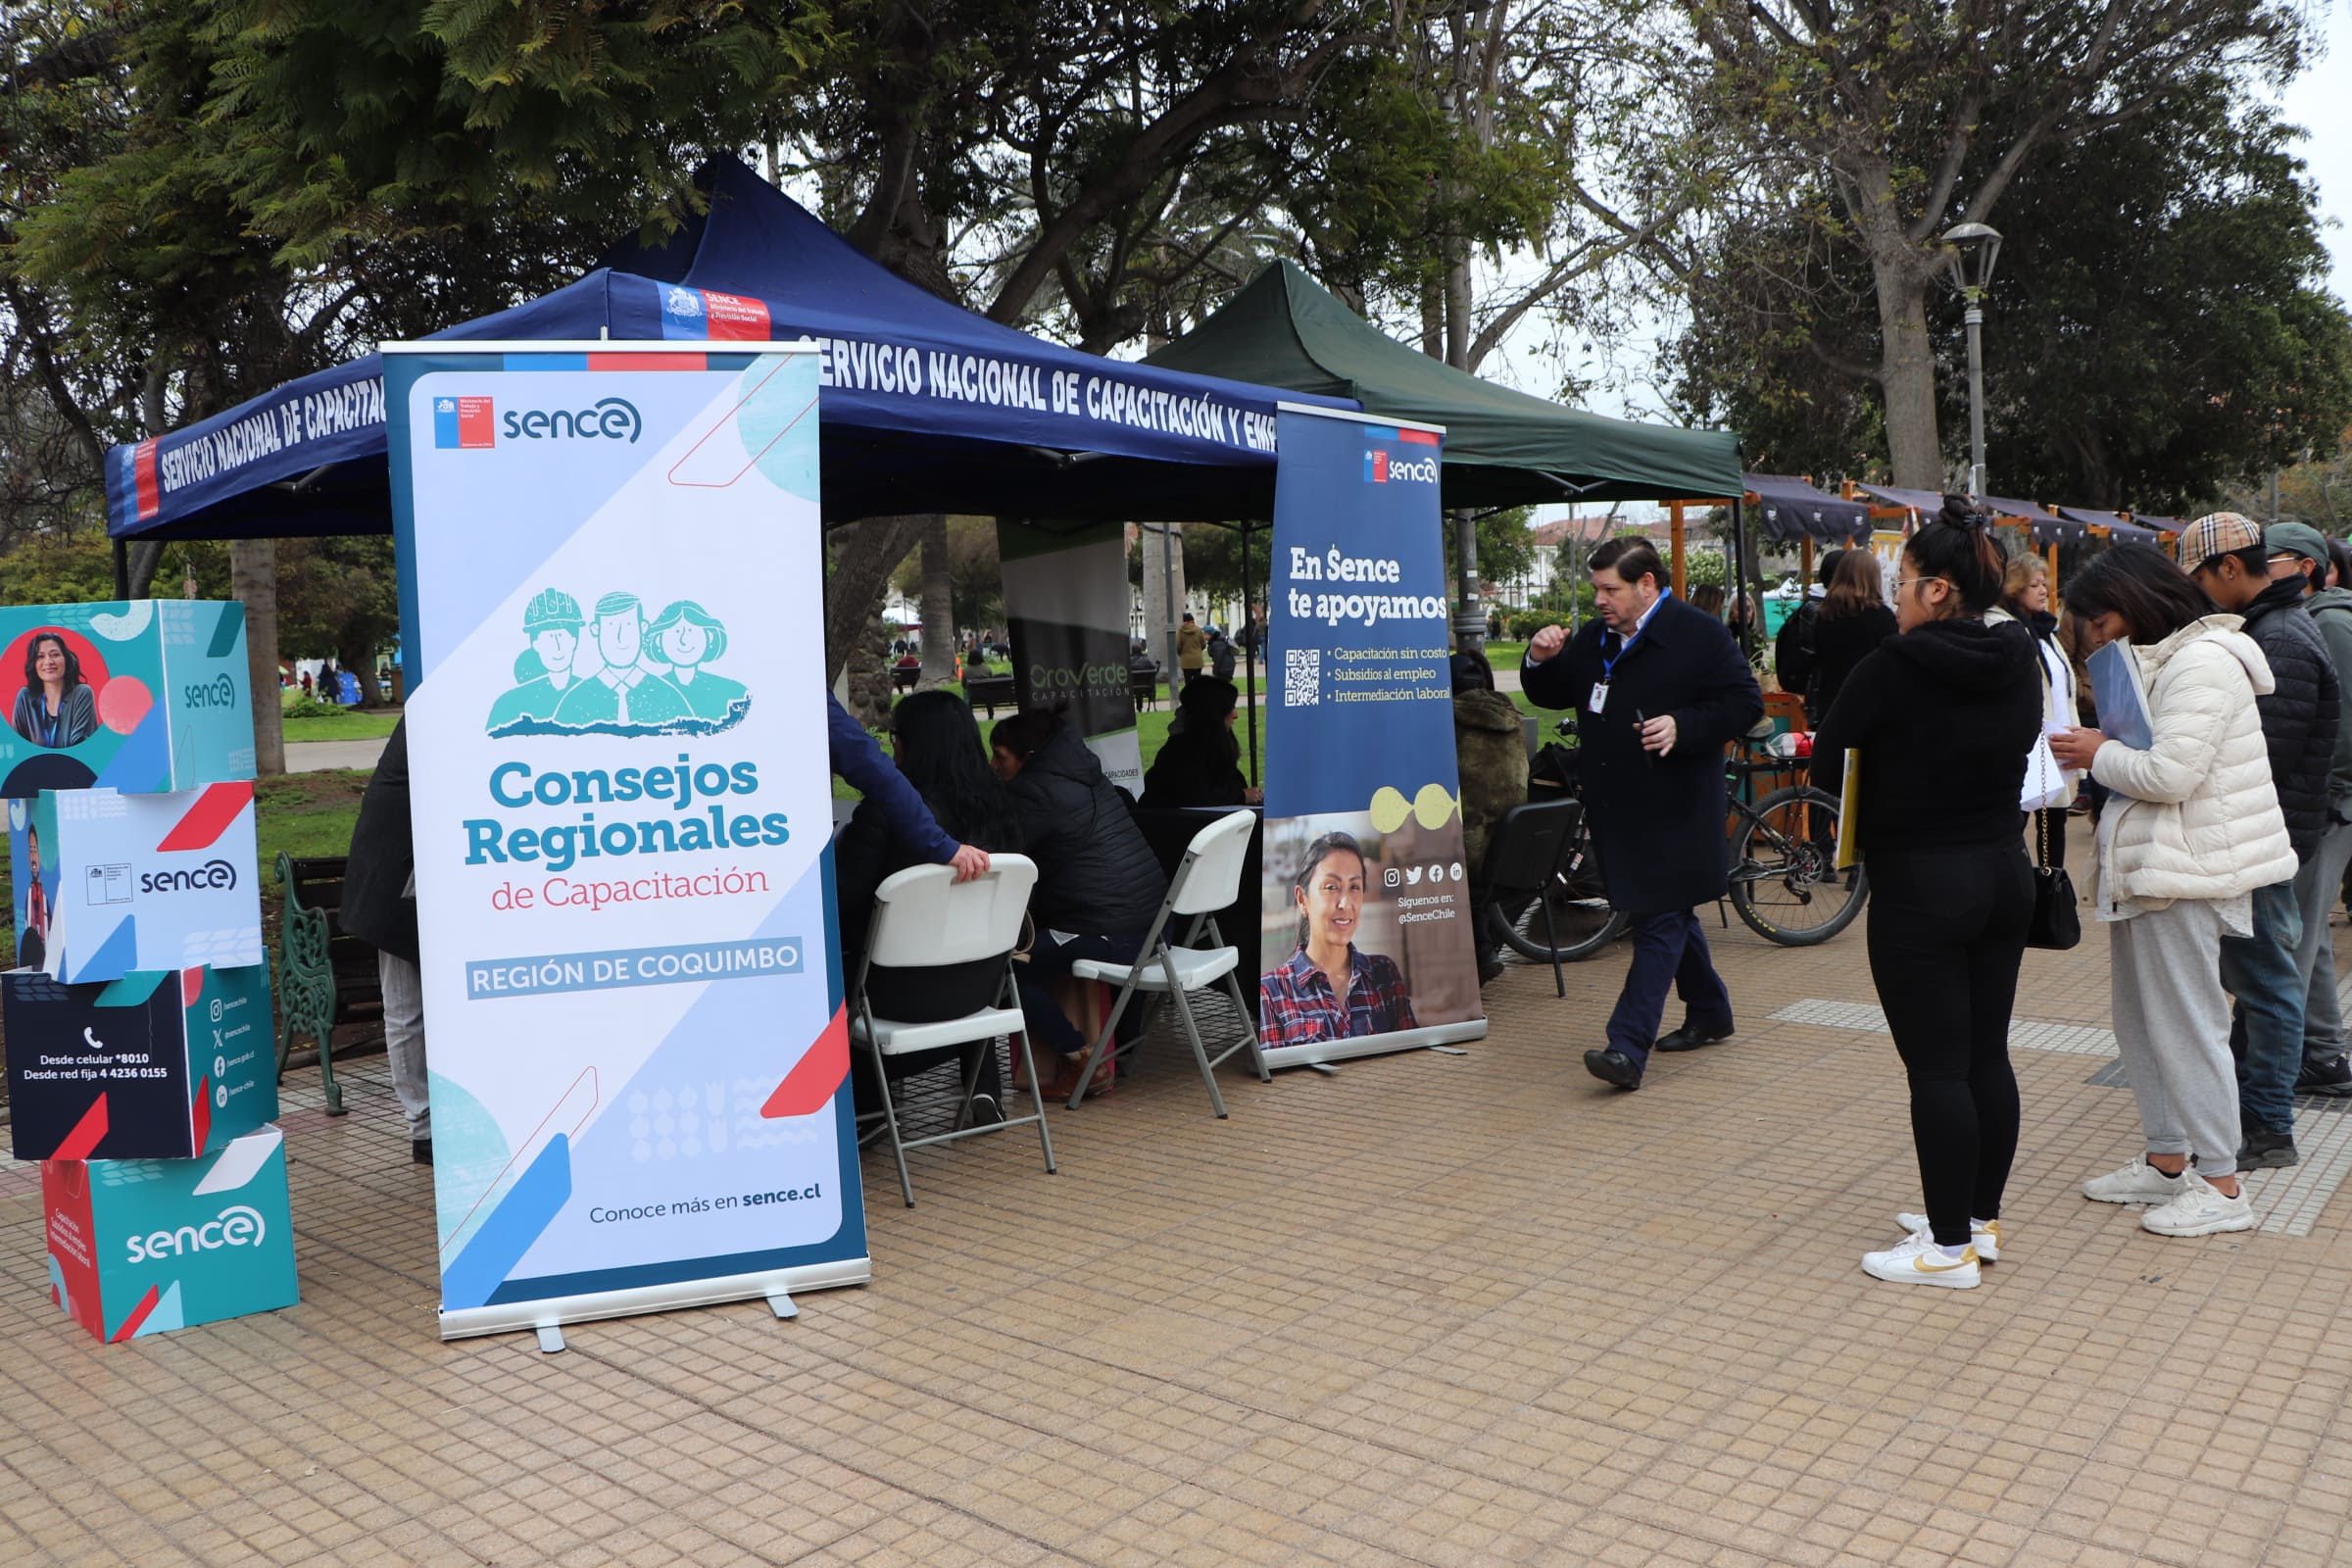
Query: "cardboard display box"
6 965 276 1162
43 1125 299 1342
8 783 263 982
0 601 255 800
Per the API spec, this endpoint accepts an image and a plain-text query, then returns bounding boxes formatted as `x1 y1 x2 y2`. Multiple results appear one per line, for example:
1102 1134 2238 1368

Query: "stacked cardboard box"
3 602 297 1342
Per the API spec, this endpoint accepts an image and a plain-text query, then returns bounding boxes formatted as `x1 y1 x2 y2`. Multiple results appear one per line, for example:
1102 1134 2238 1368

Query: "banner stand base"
766 1289 799 1321
1260 1018 1489 1074
442 1255 871 1343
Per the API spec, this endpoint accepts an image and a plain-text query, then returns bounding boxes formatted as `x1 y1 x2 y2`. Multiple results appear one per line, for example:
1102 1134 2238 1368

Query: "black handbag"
2026 758 2080 951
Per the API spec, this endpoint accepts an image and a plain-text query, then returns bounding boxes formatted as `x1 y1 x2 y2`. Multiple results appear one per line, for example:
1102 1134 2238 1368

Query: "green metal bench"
273 852 384 1115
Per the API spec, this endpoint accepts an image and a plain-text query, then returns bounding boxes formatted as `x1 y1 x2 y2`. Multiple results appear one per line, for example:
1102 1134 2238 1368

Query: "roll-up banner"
1258 406 1488 1068
383 341 868 1340
997 521 1143 796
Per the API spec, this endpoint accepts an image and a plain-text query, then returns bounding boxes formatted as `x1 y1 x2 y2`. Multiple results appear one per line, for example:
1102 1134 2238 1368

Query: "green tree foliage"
1672 84 2352 512
1666 0 2308 489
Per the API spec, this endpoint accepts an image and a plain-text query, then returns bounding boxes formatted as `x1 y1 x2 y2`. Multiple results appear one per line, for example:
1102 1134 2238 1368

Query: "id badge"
1589 681 1609 713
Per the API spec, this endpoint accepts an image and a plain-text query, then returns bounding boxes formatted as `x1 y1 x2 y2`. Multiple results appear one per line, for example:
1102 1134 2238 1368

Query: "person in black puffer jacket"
2180 512 2341 1171
992 710 1170 1099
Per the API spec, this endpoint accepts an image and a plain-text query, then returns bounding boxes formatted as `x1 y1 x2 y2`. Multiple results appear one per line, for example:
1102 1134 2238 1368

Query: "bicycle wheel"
1728 785 1869 946
1492 808 1630 964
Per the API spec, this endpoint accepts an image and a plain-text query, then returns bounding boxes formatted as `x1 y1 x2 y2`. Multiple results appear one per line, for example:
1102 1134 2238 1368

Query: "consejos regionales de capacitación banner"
384 341 868 1340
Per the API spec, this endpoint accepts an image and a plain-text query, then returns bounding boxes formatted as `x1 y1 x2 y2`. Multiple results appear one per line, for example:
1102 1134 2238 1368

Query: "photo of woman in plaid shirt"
1257 830 1418 1048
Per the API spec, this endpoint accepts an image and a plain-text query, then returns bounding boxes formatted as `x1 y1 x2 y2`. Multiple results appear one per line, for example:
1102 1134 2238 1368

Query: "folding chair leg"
1219 967 1270 1081
1065 981 1139 1111
1540 896 1566 998
1163 976 1229 1118
867 1049 916 1207
1011 1034 1056 1175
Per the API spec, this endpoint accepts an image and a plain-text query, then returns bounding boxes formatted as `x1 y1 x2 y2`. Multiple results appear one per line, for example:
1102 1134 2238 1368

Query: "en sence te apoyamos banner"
1258 406 1488 1070
384 340 867 1341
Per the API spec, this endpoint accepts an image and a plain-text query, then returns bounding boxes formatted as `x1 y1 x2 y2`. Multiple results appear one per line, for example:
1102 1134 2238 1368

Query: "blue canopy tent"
104 157 1351 543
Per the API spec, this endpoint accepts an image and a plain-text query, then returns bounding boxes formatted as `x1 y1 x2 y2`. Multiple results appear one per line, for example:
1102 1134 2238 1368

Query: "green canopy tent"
1143 264 1753 726
1146 260 1743 511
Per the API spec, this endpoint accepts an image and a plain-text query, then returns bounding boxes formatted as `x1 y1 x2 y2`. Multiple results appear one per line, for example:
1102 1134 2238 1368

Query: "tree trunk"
232 539 285 776
822 514 925 687
916 514 956 682
1873 256 1945 490
339 639 385 707
844 611 897 730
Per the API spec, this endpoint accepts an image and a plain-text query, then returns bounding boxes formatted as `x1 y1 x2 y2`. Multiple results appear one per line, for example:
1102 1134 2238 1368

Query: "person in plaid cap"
2176 512 2338 1172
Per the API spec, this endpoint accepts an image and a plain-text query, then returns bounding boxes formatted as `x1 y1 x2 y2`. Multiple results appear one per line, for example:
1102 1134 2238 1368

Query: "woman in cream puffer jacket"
2052 549 2288 1241
2088 613 2295 905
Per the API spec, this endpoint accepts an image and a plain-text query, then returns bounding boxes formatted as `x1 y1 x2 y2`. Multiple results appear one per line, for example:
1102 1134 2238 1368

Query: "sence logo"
1362 446 1440 485
182 673 238 710
501 396 642 444
140 859 237 895
125 1204 267 1263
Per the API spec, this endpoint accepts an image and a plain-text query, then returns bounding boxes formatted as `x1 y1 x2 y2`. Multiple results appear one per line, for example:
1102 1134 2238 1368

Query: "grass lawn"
282 710 402 744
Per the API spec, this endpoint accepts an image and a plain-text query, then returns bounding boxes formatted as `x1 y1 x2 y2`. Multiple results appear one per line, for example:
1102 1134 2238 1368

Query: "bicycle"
1488 721 1868 967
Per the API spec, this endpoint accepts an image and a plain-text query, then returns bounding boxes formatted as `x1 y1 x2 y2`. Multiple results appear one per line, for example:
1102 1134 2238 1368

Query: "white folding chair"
1064 808 1268 1116
851 855 1052 1206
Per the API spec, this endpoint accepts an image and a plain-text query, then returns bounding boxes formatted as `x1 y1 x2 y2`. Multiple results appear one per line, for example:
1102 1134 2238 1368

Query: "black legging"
1864 844 2034 1247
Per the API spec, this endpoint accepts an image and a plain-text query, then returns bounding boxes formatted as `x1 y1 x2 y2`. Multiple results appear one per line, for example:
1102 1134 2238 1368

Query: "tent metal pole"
1243 522 1259 787
1160 522 1178 697
1454 508 1483 654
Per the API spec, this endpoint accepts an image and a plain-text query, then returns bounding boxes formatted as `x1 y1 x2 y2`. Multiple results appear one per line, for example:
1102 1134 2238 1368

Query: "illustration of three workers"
486 588 750 738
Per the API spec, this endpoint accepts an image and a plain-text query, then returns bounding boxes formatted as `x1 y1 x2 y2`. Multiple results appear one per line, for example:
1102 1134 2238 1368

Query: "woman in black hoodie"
1814 502 2041 1290
992 710 1170 1099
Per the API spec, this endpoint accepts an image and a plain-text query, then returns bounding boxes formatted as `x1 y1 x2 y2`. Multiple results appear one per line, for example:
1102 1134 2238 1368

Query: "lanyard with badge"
1589 596 1660 715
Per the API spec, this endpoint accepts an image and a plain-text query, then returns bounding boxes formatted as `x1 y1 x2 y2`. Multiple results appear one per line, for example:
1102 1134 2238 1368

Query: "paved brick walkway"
6 819 2351 1567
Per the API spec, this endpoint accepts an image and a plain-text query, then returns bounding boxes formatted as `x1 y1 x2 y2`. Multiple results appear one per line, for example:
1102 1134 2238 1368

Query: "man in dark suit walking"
1523 539 1764 1090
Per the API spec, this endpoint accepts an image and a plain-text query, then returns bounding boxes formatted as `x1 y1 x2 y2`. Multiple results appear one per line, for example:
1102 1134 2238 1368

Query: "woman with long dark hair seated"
835 692 1022 1119
1140 677 1261 808
992 707 1169 1100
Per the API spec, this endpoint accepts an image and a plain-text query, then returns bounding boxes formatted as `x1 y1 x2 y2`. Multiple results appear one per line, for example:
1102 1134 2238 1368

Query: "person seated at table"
1141 677 1262 808
991 707 1169 1101
836 692 1018 1121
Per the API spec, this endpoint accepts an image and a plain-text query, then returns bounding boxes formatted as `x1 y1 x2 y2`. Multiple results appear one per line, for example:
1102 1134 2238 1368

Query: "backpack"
1775 598 1822 704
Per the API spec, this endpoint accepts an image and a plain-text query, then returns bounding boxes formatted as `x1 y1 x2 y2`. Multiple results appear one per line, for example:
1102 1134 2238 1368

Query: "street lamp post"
1939 221 2003 498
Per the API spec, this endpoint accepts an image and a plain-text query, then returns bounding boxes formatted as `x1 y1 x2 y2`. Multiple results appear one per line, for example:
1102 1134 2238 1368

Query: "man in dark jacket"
341 719 432 1163
2271 521 2352 1099
2183 513 2341 1169
1524 538 1764 1090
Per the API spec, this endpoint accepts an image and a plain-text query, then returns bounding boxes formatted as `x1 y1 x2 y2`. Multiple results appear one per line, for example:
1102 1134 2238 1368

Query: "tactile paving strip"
1773 998 2351 1236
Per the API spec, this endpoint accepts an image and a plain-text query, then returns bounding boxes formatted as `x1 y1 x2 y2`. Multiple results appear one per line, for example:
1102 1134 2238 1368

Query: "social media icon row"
1382 861 1467 888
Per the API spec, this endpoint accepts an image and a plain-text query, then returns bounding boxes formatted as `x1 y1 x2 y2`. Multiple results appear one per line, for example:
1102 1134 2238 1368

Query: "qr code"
1285 648 1320 707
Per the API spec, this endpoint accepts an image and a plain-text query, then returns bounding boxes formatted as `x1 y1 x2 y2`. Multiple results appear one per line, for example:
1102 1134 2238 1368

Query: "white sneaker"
2139 1171 2254 1238
1893 1212 2001 1263
2082 1157 2188 1204
1861 1230 1982 1289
